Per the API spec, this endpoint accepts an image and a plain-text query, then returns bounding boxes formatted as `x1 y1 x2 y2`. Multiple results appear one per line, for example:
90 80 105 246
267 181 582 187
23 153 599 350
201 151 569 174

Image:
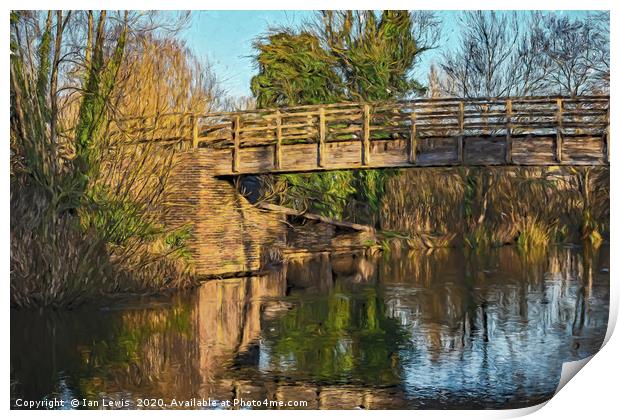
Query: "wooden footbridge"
112 95 609 277
119 95 609 175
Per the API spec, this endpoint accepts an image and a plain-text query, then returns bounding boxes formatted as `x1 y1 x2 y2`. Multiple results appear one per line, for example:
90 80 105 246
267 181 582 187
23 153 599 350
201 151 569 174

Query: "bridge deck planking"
200 134 607 176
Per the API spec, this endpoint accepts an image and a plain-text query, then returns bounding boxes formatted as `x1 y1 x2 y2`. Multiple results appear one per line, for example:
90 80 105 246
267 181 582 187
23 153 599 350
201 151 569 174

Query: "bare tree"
542 12 609 95
589 11 610 92
426 64 442 98
410 11 442 65
507 11 553 96
440 11 520 98
439 11 609 98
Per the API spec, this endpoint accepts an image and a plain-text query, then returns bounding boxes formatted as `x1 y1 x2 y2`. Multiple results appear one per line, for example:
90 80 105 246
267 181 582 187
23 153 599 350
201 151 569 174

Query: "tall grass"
381 167 609 251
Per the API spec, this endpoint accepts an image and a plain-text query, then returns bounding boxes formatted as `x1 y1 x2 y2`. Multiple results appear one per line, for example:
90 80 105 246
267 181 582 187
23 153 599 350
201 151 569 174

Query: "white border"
3 1 618 418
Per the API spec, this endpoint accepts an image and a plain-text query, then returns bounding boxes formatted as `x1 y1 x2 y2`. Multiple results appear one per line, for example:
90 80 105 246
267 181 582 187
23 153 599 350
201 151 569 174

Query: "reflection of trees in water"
10 295 201 403
380 245 605 338
10 246 609 409
262 271 408 384
377 245 608 403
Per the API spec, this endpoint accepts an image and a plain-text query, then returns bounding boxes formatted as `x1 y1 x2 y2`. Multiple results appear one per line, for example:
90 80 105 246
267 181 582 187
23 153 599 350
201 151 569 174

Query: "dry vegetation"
10 11 221 308
380 167 609 251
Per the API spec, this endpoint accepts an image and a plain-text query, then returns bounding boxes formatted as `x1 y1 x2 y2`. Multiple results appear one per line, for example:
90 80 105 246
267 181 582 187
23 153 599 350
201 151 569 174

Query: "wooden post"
274 110 282 169
318 107 326 167
409 109 417 164
604 106 610 164
458 101 465 163
362 104 371 166
232 115 241 173
556 99 563 163
482 103 489 135
505 100 512 164
191 115 199 149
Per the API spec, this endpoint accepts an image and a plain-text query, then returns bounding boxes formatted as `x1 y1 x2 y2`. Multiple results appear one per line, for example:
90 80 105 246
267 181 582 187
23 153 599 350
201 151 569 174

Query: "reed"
380 166 608 250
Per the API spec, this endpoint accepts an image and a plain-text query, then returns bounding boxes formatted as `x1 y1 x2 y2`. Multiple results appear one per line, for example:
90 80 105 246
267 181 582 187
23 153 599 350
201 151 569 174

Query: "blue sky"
179 10 593 99
180 11 313 98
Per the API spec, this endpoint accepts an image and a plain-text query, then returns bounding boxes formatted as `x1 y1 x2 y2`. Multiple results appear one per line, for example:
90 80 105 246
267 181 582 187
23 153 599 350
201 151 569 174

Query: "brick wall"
162 148 287 277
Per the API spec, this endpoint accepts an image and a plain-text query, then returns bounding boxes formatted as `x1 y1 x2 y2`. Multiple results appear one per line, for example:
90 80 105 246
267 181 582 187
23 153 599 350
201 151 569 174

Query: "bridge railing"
110 95 609 169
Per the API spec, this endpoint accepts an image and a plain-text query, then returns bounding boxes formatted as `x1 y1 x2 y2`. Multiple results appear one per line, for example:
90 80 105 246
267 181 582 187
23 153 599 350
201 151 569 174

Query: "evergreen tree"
251 11 433 223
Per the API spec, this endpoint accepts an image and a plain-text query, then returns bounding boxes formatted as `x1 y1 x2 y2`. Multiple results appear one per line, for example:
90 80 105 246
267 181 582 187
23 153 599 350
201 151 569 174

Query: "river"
10 245 609 409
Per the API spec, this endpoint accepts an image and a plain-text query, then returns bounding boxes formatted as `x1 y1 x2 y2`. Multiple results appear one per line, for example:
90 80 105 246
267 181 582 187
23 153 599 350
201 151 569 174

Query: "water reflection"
11 245 609 409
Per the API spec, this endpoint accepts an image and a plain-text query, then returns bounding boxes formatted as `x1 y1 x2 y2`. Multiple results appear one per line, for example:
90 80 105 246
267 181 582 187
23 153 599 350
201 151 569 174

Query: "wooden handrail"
274 110 282 169
112 95 609 123
232 115 240 173
505 100 513 164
